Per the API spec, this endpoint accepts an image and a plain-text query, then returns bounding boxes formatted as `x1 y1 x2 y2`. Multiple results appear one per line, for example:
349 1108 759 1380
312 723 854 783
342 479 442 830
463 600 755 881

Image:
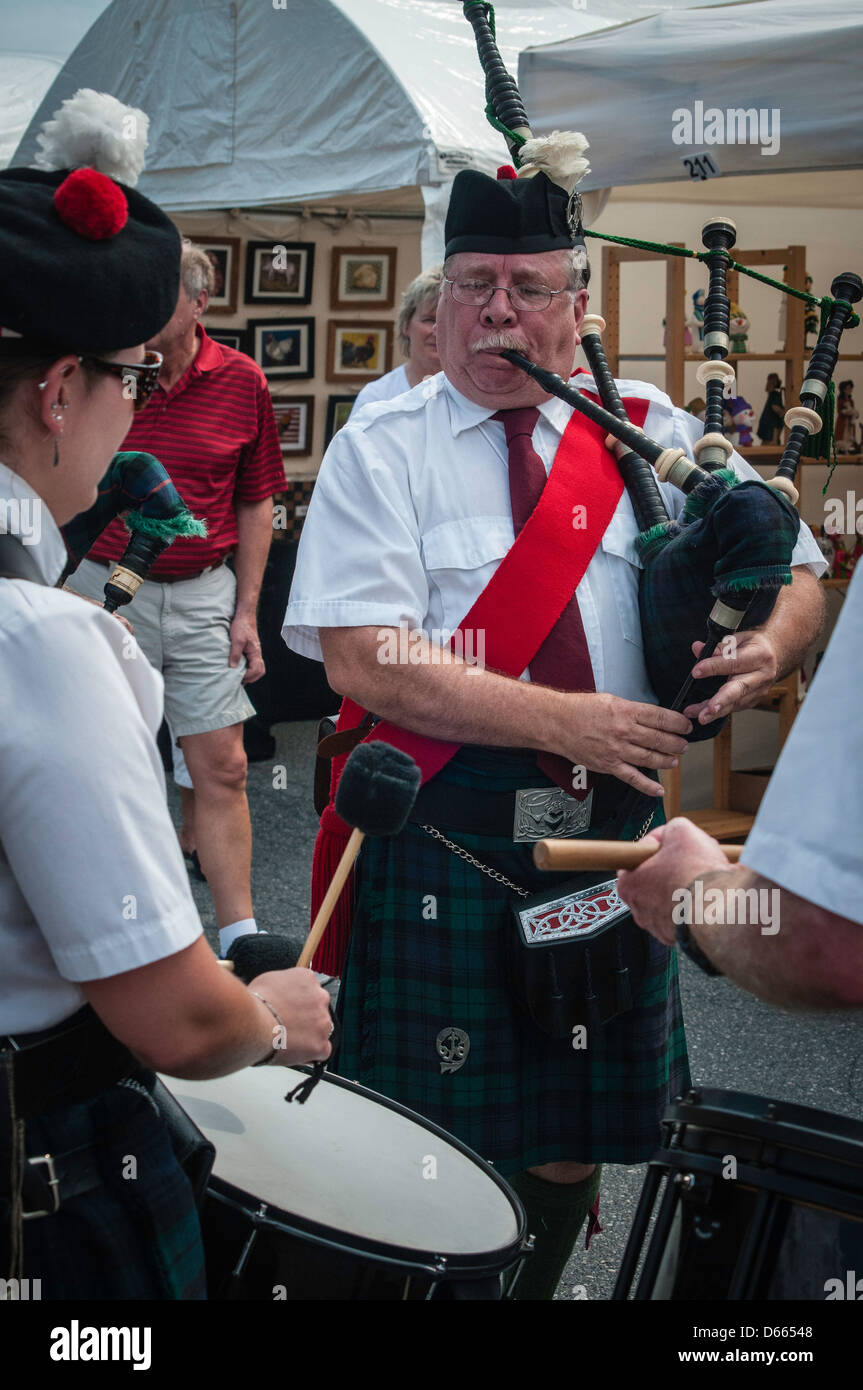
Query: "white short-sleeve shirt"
0 463 203 1033
742 564 863 924
283 373 825 706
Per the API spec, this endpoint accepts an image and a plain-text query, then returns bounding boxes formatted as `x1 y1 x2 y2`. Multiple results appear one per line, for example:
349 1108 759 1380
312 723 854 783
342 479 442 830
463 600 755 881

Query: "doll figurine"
727 395 756 448
687 289 706 347
757 372 785 444
835 380 859 455
728 302 750 354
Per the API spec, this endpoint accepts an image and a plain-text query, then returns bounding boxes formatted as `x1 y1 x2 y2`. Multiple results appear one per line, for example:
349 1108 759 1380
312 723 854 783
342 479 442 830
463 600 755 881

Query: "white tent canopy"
520 0 863 192
10 0 627 211
10 0 776 208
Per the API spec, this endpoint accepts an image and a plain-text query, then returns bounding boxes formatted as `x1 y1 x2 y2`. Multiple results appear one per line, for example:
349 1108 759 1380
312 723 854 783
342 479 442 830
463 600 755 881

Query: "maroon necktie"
496 407 594 798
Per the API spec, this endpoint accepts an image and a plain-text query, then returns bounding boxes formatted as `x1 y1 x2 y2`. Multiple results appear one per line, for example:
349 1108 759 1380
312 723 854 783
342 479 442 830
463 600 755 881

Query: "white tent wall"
520 0 863 188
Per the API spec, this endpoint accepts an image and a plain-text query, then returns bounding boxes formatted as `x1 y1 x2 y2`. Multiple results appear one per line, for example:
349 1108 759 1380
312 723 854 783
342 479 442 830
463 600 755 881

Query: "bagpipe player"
283 164 826 1300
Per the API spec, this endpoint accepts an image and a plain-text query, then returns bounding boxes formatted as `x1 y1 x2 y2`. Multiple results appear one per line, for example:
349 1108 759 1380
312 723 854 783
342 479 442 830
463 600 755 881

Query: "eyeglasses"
443 276 572 312
78 350 164 411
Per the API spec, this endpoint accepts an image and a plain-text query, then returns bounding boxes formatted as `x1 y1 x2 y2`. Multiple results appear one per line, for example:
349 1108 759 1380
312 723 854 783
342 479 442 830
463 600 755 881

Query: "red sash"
310 387 650 972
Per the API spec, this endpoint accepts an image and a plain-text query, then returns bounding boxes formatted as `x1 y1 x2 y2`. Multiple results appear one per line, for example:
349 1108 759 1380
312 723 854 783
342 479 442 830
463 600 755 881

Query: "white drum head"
164 1068 521 1259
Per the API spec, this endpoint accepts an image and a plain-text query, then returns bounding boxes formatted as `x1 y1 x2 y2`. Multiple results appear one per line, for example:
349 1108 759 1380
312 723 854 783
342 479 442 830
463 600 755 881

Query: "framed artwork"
196 238 241 314
207 328 248 355
248 318 315 380
330 247 397 310
326 320 392 384
271 396 314 459
325 394 357 446
245 241 315 305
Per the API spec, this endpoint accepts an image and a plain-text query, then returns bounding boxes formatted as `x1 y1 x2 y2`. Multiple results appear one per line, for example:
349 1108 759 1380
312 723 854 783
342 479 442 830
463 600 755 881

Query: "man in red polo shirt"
70 241 284 954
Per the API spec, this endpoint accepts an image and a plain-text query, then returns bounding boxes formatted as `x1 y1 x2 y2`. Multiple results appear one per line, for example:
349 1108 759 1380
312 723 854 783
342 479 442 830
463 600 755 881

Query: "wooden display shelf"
680 809 756 841
743 450 863 464
822 577 852 588
684 352 792 362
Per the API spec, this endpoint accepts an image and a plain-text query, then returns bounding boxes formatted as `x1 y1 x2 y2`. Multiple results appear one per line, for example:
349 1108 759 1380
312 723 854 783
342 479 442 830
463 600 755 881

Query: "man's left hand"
682 629 779 726
229 613 265 684
616 818 732 944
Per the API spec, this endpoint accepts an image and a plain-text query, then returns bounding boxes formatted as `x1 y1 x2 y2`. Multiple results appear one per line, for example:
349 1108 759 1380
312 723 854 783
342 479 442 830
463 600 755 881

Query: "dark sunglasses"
78 350 163 411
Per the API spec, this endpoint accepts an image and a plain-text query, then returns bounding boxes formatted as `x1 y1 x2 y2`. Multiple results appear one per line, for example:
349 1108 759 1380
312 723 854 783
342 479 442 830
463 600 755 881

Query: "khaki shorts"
70 559 256 741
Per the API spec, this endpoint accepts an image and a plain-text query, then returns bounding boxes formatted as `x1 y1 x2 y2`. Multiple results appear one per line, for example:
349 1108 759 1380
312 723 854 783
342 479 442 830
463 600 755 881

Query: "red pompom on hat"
53 167 128 241
497 165 517 180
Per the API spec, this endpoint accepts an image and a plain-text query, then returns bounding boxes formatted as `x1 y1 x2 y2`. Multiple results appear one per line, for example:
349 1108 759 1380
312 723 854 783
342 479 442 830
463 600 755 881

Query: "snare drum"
165 1066 529 1300
613 1087 863 1300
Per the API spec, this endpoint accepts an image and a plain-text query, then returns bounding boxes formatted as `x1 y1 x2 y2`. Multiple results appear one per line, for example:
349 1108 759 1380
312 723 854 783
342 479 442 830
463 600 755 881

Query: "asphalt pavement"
169 718 863 1302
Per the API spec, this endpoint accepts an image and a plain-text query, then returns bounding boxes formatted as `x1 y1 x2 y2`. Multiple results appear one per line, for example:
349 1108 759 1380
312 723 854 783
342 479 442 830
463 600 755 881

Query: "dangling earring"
50 401 66 467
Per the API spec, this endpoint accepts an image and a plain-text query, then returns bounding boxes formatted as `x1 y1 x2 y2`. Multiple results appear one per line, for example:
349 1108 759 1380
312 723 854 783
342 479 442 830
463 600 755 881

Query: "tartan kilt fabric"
334 747 690 1177
4 1078 206 1300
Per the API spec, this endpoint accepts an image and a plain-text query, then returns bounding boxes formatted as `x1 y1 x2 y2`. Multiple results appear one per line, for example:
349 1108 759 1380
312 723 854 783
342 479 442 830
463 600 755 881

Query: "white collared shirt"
0 463 202 1032
283 373 824 704
742 564 863 924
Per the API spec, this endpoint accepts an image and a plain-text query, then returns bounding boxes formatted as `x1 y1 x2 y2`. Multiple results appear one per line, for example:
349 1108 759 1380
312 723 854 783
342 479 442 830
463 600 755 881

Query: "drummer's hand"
563 693 692 798
249 968 333 1065
683 631 779 726
616 818 732 945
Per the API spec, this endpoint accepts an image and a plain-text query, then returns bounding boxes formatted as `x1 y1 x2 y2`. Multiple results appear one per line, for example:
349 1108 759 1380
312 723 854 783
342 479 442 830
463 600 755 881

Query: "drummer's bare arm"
320 625 692 799
683 565 824 726
81 937 333 1078
689 870 863 1010
617 818 863 1010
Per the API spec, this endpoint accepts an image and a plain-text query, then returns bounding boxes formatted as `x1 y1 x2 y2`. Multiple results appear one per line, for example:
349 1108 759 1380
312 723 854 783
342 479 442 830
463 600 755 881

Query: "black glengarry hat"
445 168 585 259
0 90 180 353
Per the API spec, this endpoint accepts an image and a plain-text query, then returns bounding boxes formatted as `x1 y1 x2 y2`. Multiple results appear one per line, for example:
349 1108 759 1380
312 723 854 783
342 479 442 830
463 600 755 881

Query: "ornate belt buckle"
512 786 593 844
516 878 628 945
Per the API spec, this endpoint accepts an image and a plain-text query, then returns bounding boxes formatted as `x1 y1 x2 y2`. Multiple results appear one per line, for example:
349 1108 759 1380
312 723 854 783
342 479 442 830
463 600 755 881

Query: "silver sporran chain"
419 810 656 896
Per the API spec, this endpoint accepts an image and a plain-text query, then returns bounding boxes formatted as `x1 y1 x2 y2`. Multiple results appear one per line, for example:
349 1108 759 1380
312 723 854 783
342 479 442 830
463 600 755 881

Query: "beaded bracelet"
250 990 286 1067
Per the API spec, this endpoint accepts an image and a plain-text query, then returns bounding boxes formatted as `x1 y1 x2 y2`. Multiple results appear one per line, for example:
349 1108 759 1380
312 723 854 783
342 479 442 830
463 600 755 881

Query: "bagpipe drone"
462 1 861 754
60 450 206 610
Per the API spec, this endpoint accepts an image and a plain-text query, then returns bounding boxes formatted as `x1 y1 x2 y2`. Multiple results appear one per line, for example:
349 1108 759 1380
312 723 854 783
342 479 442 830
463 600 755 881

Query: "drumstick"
297 828 364 969
533 838 744 872
296 742 421 971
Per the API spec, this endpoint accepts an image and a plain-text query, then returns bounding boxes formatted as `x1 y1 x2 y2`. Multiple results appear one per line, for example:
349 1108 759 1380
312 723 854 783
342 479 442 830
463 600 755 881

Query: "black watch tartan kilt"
333 747 690 1177
2 1077 206 1300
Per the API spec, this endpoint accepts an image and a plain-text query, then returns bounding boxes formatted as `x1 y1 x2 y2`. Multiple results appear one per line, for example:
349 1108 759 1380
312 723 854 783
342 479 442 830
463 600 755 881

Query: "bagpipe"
60 450 206 610
462 1 861 748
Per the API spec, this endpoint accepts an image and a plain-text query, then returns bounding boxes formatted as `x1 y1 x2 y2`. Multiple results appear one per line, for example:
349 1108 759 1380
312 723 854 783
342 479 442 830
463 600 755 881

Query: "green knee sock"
507 1165 602 1301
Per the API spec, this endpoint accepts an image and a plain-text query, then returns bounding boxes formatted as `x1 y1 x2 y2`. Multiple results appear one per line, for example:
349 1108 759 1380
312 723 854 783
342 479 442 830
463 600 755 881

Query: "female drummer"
0 164 332 1299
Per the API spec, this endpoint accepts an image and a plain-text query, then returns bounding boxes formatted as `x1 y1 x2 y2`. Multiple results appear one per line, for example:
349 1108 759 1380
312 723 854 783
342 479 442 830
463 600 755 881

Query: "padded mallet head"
226 933 300 983
334 742 421 837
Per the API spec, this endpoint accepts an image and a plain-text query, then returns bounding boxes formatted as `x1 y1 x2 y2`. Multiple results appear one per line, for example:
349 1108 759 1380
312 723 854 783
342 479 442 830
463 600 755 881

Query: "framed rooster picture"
248 318 315 380
326 320 392 384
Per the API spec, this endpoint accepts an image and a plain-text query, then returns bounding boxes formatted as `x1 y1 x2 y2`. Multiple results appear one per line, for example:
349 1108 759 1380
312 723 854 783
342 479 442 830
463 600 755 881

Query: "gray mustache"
471 332 527 354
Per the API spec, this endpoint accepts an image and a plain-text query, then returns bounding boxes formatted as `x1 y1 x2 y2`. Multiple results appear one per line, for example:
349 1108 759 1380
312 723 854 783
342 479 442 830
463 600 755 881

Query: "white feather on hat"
517 130 590 196
32 89 149 187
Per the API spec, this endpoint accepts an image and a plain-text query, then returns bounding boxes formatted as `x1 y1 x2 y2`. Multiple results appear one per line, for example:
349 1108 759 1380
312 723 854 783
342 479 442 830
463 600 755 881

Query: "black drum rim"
193 1064 528 1277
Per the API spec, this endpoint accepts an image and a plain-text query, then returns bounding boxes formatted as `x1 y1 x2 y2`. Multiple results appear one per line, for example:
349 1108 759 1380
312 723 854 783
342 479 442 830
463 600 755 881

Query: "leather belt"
409 774 631 843
0 1006 144 1118
87 556 226 584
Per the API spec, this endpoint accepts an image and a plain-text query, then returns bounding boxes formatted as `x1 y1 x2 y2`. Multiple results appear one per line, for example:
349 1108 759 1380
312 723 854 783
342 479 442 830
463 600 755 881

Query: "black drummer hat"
444 168 585 260
0 165 180 353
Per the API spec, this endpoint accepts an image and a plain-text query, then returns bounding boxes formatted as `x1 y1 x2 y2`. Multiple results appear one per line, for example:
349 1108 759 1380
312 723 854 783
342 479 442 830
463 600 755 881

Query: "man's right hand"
249 967 334 1066
557 692 692 797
